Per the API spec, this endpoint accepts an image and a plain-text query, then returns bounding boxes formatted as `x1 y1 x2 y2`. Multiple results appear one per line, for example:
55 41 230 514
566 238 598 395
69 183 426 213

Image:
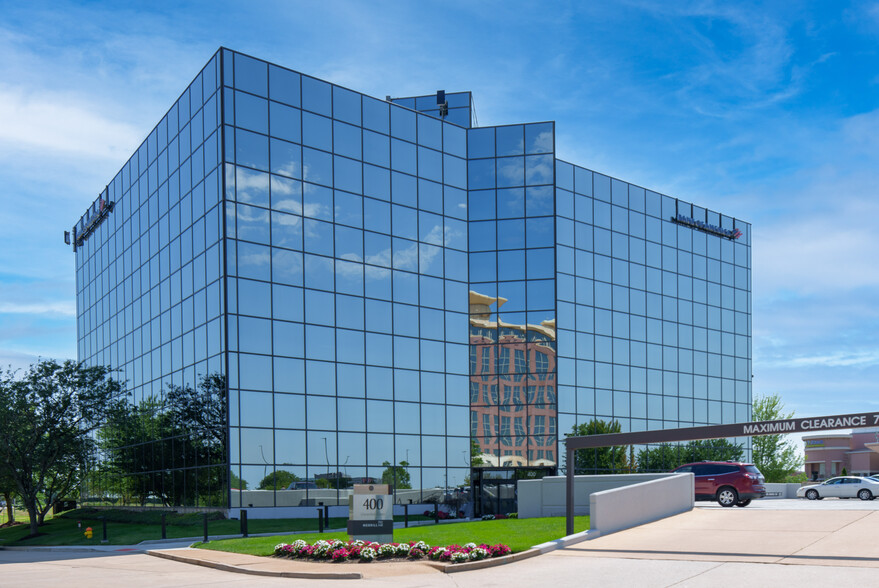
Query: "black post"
566 445 574 536
161 513 166 540
433 503 439 524
404 503 408 528
203 512 209 543
323 504 329 528
317 508 324 533
101 516 108 543
240 509 248 538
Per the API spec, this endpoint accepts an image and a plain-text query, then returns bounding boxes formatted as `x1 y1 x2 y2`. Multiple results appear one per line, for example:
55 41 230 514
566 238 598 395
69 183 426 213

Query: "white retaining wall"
764 483 803 499
589 473 693 536
518 473 689 518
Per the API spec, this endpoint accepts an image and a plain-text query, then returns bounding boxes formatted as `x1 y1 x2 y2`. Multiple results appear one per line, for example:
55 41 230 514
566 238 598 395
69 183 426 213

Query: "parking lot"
697 497 879 510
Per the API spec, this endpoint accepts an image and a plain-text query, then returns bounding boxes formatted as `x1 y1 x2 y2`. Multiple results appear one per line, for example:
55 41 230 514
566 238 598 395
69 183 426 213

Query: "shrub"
272 539 513 564
450 551 469 563
377 543 397 558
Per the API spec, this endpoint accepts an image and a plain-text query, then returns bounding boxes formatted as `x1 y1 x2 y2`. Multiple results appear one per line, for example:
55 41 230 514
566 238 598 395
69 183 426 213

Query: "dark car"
673 461 766 507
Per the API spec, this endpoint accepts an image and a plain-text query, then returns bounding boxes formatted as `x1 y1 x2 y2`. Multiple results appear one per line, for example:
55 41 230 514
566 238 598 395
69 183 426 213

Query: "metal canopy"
564 410 879 535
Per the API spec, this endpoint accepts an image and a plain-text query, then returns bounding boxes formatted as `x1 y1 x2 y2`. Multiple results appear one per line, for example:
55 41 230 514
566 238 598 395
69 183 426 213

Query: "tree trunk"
3 492 13 523
37 504 50 525
27 505 38 537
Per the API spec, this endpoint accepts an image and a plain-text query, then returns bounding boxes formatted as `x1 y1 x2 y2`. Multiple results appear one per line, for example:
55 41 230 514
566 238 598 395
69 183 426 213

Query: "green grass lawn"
194 515 591 556
0 508 434 547
0 508 33 526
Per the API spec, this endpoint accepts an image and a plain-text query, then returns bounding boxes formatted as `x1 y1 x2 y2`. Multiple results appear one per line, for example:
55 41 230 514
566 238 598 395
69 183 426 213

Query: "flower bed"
274 539 511 564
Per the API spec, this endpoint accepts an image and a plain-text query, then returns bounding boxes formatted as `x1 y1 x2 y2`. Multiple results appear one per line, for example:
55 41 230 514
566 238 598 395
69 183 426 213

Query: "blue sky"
2 1 879 433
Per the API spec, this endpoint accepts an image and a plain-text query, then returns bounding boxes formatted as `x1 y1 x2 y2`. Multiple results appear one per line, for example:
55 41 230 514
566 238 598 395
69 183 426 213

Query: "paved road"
3 500 879 588
699 497 879 510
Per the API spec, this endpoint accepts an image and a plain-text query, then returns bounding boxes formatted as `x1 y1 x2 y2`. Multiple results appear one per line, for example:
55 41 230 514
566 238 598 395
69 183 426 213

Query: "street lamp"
259 444 269 481
322 436 329 478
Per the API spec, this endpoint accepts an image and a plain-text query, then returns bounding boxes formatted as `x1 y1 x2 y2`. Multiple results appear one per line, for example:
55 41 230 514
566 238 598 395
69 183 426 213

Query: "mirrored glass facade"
72 48 750 513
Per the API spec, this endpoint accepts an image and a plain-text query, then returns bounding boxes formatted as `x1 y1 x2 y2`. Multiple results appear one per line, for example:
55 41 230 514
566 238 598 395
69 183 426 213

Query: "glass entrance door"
471 467 554 517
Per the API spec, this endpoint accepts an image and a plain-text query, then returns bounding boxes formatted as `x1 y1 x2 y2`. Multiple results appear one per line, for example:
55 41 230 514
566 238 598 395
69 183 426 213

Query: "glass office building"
71 48 751 514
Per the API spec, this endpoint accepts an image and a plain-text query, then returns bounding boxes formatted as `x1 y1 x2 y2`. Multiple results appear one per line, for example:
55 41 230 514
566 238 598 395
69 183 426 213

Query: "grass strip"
194 515 590 555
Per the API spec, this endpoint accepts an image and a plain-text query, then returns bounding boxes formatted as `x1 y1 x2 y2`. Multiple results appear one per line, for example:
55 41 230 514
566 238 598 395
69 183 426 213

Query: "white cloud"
0 349 44 372
0 301 76 317
0 86 141 161
761 351 879 370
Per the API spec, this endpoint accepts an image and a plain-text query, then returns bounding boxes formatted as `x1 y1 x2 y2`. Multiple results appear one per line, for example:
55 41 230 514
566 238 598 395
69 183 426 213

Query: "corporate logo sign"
672 213 742 240
67 191 115 250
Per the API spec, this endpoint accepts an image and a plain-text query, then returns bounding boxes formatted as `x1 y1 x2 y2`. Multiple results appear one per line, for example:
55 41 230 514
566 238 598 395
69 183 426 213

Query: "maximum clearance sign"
565 410 879 451
744 414 876 435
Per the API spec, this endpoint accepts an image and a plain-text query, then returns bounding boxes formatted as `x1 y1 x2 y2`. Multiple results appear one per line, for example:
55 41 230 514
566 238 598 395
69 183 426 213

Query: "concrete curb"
0 546 127 553
147 550 363 580
533 528 600 552
414 529 600 574
426 548 542 573
145 527 604 578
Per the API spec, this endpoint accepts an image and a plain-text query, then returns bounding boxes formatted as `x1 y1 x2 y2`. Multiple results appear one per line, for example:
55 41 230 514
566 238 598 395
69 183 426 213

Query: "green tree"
229 470 248 490
637 438 744 472
0 360 126 536
381 460 412 489
258 469 300 490
0 465 17 524
566 419 629 474
685 438 744 462
99 374 228 507
470 438 484 466
99 396 177 506
752 393 802 482
636 443 687 472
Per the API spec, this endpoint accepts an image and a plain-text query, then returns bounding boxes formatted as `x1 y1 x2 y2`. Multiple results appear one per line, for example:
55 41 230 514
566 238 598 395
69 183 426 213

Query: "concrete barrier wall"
589 473 693 536
764 483 804 499
518 473 690 518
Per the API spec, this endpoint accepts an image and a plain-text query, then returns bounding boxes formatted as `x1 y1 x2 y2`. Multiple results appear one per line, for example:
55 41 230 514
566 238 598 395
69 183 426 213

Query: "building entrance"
471 467 555 517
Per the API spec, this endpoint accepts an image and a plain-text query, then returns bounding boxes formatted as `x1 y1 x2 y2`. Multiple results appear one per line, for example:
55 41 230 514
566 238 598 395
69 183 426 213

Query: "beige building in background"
803 428 879 480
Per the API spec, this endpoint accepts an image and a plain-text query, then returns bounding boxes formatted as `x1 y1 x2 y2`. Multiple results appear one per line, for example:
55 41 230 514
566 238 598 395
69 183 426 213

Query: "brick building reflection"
469 291 557 467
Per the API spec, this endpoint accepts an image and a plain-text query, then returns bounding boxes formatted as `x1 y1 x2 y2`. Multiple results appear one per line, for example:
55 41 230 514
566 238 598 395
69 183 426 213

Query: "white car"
796 476 879 500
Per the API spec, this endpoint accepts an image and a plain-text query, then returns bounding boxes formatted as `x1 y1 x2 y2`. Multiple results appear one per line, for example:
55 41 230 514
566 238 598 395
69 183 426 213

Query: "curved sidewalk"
561 506 879 567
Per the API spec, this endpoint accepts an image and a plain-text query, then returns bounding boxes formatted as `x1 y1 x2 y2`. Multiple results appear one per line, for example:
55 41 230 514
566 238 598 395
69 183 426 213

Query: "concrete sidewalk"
149 547 448 580
563 507 879 567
